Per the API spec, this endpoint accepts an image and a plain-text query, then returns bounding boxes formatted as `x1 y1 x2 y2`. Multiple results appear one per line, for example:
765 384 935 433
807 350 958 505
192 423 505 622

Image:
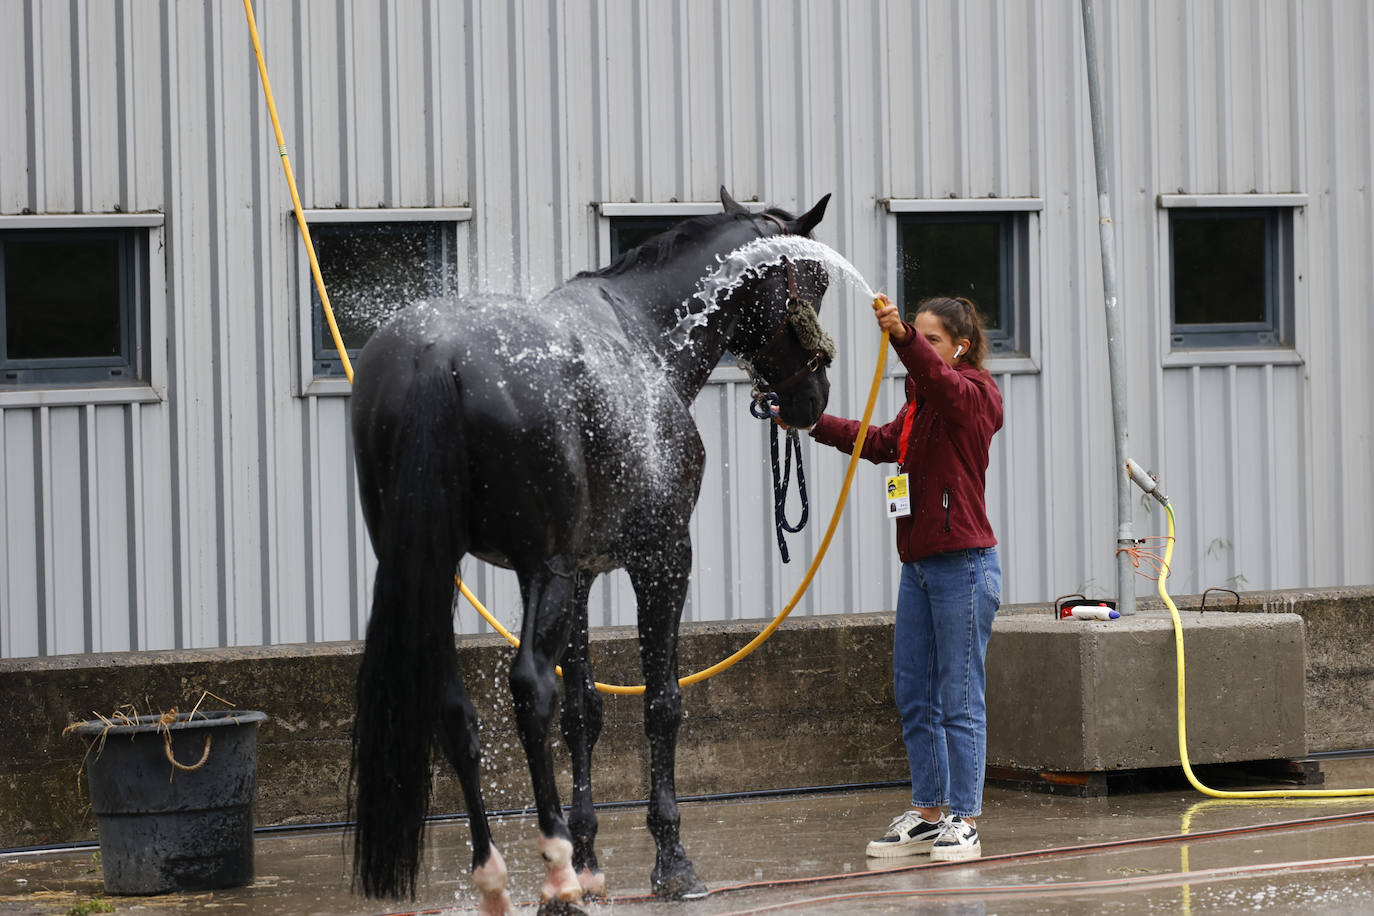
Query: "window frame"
884 198 1042 375
0 213 165 408
1157 193 1306 368
295 207 472 397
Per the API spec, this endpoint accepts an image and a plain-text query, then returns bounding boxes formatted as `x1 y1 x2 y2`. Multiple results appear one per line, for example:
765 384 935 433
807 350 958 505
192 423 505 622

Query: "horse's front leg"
629 544 707 900
511 560 586 914
559 572 607 898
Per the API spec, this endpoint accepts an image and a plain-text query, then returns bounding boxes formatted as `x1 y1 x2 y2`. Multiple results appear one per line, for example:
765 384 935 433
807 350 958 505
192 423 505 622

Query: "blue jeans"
894 547 1001 818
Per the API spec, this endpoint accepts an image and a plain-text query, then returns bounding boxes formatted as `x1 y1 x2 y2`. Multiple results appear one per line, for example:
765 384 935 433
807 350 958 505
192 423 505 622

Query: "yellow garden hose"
242 0 890 696
1157 499 1374 799
242 0 352 384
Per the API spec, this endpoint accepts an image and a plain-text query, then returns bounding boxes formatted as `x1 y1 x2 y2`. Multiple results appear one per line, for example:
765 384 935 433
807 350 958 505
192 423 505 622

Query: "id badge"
885 474 911 519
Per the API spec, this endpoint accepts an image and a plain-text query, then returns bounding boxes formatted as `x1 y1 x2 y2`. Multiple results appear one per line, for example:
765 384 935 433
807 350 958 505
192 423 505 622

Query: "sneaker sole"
865 839 937 858
929 842 981 862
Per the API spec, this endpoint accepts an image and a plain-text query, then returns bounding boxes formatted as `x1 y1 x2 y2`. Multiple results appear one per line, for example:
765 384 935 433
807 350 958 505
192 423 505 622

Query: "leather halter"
747 214 831 395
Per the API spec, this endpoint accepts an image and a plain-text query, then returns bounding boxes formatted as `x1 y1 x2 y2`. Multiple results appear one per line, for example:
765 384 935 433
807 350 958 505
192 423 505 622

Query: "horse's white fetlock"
472 847 514 916
578 867 607 898
538 835 582 903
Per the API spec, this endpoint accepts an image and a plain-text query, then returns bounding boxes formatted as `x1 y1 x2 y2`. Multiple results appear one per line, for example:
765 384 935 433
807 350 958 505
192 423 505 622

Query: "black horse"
349 188 832 914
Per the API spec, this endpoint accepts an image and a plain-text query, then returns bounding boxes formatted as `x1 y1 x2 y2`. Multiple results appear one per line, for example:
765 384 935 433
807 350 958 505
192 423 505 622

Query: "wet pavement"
4 757 1374 915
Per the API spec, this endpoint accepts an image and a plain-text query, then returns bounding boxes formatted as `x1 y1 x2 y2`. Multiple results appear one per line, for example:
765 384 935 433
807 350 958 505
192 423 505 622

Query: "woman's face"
913 311 970 368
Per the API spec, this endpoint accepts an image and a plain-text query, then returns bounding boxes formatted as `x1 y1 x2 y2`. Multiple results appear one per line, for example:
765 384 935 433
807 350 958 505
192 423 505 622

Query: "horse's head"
719 187 834 429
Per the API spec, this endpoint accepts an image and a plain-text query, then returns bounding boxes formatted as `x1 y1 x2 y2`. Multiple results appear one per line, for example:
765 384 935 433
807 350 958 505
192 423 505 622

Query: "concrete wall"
3 585 1369 850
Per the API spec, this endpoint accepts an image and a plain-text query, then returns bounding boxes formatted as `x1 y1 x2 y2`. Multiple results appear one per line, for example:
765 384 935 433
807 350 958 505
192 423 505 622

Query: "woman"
791 293 1002 861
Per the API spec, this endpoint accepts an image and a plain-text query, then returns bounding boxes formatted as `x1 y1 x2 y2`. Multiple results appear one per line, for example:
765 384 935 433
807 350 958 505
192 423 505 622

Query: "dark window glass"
1 230 143 385
608 216 685 261
897 213 1026 355
1172 213 1268 325
900 219 1003 330
1168 208 1287 349
310 221 452 376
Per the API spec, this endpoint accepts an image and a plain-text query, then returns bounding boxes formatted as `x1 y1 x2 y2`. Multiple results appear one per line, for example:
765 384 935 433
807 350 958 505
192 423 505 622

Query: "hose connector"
1126 458 1169 505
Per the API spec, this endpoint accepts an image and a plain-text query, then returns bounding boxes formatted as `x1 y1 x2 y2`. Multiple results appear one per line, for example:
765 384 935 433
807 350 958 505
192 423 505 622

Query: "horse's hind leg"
628 544 707 900
510 560 585 912
559 571 606 897
436 667 513 916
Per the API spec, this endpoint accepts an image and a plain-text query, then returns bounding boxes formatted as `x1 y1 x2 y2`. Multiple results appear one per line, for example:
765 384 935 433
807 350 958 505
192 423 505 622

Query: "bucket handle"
165 733 212 772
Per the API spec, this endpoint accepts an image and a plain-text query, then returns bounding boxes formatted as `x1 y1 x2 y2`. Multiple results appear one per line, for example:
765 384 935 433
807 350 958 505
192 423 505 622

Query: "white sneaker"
865 810 948 858
930 816 981 861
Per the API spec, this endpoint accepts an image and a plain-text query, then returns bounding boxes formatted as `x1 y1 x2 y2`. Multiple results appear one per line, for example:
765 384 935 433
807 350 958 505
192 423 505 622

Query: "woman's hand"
873 294 909 342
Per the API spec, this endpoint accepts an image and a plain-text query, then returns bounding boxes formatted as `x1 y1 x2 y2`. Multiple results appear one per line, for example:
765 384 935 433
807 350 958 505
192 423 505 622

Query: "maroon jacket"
810 324 1002 563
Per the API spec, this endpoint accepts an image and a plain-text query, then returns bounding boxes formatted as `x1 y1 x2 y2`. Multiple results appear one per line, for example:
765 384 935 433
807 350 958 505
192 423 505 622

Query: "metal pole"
1079 0 1136 615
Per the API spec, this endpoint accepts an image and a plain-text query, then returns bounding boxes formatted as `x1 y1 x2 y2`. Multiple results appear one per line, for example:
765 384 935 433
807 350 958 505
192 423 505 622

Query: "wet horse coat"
348 188 832 913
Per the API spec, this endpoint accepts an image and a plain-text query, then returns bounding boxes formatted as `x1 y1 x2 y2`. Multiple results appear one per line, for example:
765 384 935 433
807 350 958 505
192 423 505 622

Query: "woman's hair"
910 296 988 370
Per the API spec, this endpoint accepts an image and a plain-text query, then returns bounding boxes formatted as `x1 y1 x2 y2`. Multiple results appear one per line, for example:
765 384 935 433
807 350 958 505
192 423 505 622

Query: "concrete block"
986 609 1306 772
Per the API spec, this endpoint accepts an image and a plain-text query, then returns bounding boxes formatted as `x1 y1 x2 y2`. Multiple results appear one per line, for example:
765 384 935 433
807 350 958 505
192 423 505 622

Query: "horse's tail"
350 365 468 899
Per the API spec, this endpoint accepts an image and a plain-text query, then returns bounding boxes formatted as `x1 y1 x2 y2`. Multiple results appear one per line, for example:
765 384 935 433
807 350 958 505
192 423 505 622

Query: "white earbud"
953 345 964 358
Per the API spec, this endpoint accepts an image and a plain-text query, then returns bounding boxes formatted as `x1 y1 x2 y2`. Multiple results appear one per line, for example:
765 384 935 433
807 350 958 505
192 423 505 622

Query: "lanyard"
897 400 917 467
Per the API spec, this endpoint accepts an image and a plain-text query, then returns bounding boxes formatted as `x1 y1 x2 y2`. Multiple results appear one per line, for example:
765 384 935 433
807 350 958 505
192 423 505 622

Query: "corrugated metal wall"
2 0 1371 660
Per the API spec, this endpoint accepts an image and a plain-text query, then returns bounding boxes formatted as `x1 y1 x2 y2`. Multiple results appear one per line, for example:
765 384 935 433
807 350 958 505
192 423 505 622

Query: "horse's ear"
720 186 750 215
790 193 831 237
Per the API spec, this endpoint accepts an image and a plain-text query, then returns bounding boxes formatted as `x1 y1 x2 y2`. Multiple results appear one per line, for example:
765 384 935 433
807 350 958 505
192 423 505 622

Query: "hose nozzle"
1126 458 1169 505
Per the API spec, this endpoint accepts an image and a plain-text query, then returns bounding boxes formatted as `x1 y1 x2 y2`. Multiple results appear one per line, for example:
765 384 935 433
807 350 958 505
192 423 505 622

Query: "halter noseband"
742 213 833 397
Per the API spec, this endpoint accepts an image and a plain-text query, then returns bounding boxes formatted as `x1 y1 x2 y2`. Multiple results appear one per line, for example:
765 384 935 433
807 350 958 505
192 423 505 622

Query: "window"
1166 205 1294 349
1 227 149 386
297 209 470 389
889 201 1038 358
607 215 686 261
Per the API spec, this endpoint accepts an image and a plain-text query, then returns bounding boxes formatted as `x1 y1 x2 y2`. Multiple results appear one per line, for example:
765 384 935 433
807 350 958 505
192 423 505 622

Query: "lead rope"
749 392 809 563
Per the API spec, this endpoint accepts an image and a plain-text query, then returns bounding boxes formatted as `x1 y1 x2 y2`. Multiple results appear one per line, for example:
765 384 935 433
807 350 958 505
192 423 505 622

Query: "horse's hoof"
651 865 708 900
578 867 607 899
536 901 590 916
478 891 516 916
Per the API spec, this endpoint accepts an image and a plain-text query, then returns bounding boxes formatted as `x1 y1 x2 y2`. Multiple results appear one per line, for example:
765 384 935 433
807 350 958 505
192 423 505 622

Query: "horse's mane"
577 206 798 280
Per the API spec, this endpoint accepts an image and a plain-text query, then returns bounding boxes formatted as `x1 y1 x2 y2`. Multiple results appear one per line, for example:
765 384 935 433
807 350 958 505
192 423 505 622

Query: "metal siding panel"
135 403 177 651
468 1 520 293
92 406 133 651
31 1 74 213
311 399 356 642
689 386 730 622
1228 367 1269 593
718 0 762 198
299 0 343 206
639 1 680 200
0 1 27 211
1331 0 1374 579
1304 6 1343 585
516 2 559 295
45 408 86 654
77 1 123 212
346 0 384 206
681 2 722 197
599 1 640 202
1267 367 1308 587
1 410 41 657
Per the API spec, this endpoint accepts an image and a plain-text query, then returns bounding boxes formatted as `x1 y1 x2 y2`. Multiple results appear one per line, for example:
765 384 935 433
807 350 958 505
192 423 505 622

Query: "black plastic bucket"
73 710 268 895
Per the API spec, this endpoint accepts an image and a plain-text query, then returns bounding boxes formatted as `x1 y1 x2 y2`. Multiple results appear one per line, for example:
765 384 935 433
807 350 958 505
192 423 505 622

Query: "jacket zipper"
942 488 951 532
